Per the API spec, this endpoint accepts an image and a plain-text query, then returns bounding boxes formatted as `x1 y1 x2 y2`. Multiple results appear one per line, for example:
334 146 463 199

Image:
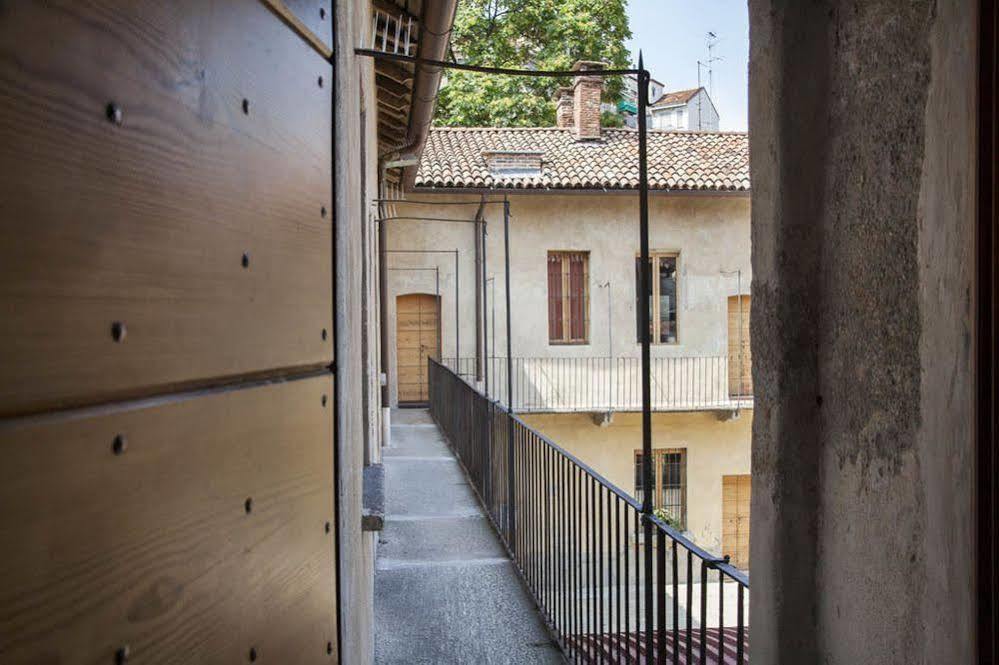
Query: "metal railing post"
504 197 516 549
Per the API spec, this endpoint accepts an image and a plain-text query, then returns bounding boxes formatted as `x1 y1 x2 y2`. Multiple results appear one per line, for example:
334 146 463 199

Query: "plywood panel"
0 375 336 664
281 0 334 49
727 295 752 397
0 0 333 416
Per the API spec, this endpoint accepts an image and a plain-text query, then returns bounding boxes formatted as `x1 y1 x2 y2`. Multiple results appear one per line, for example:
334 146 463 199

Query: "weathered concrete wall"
335 0 377 662
384 192 751 406
748 1 975 662
522 410 752 554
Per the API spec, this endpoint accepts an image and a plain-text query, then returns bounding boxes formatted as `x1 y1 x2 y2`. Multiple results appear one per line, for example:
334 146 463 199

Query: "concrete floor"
374 409 564 665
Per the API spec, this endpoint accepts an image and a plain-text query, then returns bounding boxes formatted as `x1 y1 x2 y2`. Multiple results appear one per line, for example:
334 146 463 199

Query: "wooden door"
728 295 752 397
722 474 751 569
396 293 440 404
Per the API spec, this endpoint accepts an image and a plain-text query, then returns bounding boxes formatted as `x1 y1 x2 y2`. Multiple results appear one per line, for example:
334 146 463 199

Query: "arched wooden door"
396 293 440 405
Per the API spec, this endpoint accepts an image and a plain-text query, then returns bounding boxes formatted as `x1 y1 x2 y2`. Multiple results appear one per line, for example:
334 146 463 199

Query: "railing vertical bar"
598 485 605 662
656 528 666 664
624 506 631 665
699 561 708 663
737 584 745 664
685 550 693 663
616 495 622 662
672 539 679 665
718 568 726 661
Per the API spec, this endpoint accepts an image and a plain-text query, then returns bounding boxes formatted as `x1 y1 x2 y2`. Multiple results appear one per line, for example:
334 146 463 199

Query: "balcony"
375 360 750 663
444 357 753 414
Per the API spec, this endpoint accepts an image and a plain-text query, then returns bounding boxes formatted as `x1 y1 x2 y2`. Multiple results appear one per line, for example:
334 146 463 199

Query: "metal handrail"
429 358 749 663
444 356 754 414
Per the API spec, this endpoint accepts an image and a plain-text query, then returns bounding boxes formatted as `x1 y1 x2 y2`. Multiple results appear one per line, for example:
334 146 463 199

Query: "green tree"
434 0 632 127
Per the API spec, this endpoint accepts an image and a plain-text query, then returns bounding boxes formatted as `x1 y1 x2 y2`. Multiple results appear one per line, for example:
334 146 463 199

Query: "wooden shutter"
727 295 752 396
568 253 586 341
722 475 752 569
547 253 564 341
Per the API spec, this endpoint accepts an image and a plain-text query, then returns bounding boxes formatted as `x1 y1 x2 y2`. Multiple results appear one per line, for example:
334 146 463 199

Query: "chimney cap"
552 86 573 102
571 60 607 72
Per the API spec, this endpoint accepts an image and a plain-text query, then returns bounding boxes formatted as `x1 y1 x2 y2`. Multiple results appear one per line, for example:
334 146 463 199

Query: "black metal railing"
443 356 753 414
429 358 749 664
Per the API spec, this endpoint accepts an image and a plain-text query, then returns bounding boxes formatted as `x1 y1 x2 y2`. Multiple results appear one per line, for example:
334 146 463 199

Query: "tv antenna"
697 31 722 98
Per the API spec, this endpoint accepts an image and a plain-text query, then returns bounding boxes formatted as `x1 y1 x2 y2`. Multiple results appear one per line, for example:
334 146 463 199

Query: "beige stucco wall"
521 410 752 556
383 191 752 407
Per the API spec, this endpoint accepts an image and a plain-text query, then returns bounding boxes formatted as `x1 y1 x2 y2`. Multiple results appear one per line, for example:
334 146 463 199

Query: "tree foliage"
434 0 632 127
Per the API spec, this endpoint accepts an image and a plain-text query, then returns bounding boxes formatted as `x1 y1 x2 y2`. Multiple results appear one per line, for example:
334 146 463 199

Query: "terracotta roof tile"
650 87 702 107
414 127 750 192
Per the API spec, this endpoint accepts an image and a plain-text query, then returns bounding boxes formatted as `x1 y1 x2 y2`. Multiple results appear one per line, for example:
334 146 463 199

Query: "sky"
625 0 749 131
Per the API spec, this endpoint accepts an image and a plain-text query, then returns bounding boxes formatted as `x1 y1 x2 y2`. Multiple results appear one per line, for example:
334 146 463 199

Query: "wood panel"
722 474 751 570
280 0 334 50
396 294 439 404
0 375 336 664
0 0 333 416
727 295 752 397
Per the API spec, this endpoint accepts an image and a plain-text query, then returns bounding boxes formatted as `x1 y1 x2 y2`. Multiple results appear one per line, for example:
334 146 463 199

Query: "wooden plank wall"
0 1 338 662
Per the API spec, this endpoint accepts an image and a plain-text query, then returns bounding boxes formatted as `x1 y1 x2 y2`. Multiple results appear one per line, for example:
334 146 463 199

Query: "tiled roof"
414 127 750 192
651 87 702 108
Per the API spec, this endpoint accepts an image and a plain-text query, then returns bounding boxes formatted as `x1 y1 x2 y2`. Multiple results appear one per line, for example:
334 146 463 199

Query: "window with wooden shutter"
547 251 589 344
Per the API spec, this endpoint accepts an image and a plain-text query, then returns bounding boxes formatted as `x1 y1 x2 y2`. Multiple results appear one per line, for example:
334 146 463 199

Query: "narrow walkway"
375 408 564 665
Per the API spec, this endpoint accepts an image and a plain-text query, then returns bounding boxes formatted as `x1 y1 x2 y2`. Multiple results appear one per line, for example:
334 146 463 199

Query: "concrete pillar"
748 1 976 663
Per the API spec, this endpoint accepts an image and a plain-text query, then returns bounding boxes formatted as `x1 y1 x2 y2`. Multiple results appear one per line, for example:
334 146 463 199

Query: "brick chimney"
554 87 574 128
571 60 606 140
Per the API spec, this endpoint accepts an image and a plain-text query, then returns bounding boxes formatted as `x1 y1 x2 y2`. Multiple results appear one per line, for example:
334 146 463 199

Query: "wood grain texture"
0 375 336 664
278 0 334 52
0 0 333 416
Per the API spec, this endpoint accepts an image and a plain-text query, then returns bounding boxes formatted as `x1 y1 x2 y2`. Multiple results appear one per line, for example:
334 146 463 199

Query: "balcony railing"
443 356 753 414
428 359 750 663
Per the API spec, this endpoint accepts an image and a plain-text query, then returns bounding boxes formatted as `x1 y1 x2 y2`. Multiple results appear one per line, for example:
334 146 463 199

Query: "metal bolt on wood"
242 98 249 115
242 252 250 268
321 394 327 407
114 646 129 664
111 321 126 343
244 497 253 514
106 103 122 125
112 434 127 455
249 647 257 662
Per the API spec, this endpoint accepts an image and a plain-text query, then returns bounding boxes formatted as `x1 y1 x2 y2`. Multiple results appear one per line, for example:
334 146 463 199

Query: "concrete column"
748 1 975 663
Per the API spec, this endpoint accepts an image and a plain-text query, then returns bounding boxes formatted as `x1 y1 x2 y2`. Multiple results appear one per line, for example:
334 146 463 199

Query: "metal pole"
637 53 655 659
738 269 744 402
607 280 613 412
435 267 441 360
504 196 515 548
483 222 489 399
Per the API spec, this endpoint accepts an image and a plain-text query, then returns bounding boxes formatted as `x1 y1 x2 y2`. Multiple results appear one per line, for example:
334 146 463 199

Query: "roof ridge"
428 126 748 137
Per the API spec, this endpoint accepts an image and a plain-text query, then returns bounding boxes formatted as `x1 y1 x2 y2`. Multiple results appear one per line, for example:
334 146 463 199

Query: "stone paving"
374 408 564 665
